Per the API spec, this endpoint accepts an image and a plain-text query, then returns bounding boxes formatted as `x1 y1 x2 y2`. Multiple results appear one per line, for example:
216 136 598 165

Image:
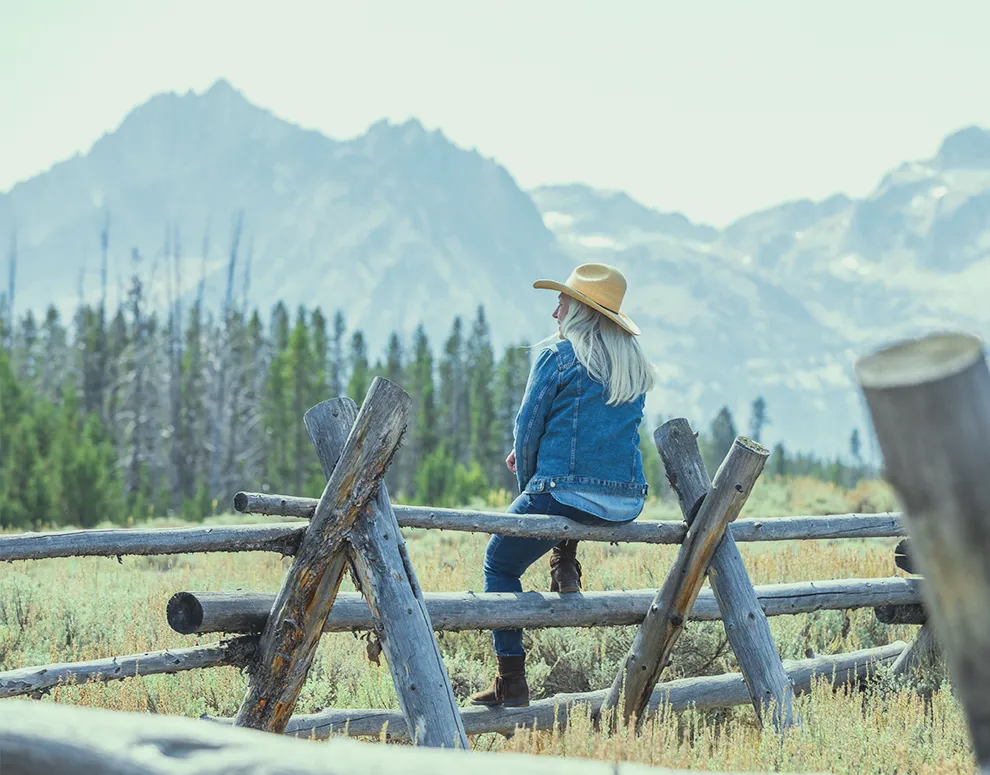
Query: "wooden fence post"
656 419 796 730
856 331 990 767
599 435 769 728
305 398 469 749
233 378 409 733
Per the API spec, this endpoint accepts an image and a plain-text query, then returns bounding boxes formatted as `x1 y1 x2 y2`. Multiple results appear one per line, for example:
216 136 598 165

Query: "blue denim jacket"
513 338 648 502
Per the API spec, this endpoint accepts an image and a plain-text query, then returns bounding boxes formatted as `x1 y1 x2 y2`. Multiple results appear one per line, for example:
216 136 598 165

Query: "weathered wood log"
0 523 307 562
875 604 927 625
857 331 990 767
236 489 905 543
890 624 942 679
601 436 769 728
0 699 747 775
655 420 796 730
0 637 256 699
233 380 410 733
271 642 906 741
307 399 468 749
168 577 923 635
0 512 906 563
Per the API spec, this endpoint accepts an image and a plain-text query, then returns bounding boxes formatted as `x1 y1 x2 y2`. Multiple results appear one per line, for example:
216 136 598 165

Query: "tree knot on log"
668 613 684 627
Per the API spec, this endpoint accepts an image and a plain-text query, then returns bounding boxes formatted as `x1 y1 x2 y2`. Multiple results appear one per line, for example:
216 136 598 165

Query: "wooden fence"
6 330 979 770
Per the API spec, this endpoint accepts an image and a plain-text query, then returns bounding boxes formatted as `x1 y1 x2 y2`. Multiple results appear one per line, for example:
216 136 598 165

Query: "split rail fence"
0 379 933 747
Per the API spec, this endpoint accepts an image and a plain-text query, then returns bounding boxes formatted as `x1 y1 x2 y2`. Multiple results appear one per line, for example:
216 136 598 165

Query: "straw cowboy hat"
534 263 641 336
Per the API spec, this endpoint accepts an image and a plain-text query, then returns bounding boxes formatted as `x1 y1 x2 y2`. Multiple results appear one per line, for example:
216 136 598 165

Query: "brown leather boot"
549 540 582 593
469 655 530 708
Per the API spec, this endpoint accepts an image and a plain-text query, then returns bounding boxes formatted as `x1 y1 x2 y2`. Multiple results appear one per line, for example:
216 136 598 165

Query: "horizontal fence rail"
168 578 922 635
0 511 906 563
0 638 257 699
263 642 905 741
237 491 906 543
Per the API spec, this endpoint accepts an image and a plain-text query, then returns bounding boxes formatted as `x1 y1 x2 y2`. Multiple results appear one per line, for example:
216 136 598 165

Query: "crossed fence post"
232 378 468 749
599 419 797 731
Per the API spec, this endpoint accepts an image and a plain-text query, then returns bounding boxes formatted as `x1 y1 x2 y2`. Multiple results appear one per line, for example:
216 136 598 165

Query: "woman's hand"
505 449 517 474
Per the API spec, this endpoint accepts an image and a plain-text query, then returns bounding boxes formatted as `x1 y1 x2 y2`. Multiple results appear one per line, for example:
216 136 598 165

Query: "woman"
470 263 655 709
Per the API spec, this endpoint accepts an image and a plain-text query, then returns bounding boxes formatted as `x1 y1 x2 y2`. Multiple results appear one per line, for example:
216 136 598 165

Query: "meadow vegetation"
0 475 976 773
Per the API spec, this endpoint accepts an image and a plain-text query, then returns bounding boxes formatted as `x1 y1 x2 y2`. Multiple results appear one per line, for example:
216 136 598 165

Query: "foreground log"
167 578 923 635
0 699 745 775
0 638 256 699
271 642 906 741
234 380 410 733
857 331 990 767
308 399 468 749
656 420 796 730
601 436 769 728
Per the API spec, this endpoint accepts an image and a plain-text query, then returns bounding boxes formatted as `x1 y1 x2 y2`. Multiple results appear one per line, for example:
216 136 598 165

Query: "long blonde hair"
536 297 655 405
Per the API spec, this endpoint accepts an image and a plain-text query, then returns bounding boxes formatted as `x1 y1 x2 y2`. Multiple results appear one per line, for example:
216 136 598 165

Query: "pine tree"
466 307 496 485
347 331 370 404
329 311 346 397
286 307 322 495
262 309 294 495
850 429 862 464
179 301 208 502
407 325 437 499
381 332 408 495
13 310 39 386
493 345 531 493
439 317 469 464
703 406 737 474
40 305 69 401
769 442 789 478
311 307 330 399
748 396 768 443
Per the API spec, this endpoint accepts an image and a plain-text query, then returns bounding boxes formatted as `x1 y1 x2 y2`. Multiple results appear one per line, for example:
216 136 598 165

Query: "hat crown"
566 264 626 313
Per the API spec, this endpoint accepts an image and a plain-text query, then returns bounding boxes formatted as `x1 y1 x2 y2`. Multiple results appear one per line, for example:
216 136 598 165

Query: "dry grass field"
0 476 976 774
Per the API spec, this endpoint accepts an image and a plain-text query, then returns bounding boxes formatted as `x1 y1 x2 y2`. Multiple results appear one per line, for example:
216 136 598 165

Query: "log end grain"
855 331 984 390
167 592 205 635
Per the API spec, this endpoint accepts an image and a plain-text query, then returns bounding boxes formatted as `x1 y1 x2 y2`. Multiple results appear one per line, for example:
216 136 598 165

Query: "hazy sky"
3 1 989 226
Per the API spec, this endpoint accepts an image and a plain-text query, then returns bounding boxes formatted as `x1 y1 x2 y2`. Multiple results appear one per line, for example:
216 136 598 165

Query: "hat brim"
533 280 641 336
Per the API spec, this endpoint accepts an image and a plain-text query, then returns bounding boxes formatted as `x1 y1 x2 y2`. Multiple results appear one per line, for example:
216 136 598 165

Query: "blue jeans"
483 492 618 657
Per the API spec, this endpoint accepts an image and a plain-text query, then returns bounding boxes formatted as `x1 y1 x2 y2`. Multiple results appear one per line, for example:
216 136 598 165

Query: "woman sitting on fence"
470 262 655 709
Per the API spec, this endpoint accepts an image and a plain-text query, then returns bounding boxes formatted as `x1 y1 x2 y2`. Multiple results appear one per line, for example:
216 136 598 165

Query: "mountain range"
3 78 989 460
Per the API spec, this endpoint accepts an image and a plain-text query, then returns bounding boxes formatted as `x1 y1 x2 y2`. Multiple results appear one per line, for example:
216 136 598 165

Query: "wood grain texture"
0 511 905 563
167 578 923 636
234 490 905 544
0 638 256 699
600 435 770 728
0 699 786 775
306 399 468 749
233 380 410 732
857 331 990 765
0 523 306 562
656 419 796 730
267 643 906 741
